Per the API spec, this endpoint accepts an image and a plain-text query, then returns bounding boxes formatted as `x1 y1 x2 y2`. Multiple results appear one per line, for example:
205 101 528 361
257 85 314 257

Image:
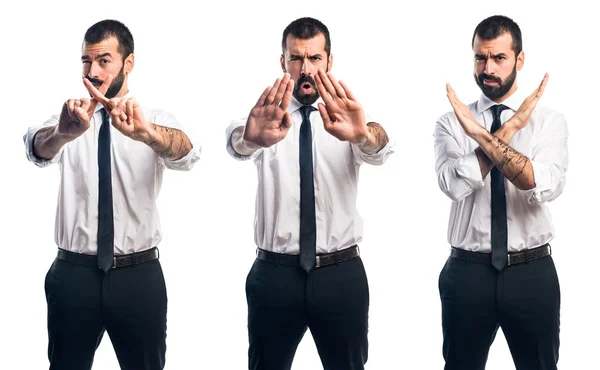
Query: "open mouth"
301 82 313 94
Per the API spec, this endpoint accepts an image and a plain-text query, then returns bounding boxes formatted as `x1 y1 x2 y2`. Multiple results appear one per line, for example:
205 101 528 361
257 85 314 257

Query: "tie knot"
491 104 508 119
300 105 316 120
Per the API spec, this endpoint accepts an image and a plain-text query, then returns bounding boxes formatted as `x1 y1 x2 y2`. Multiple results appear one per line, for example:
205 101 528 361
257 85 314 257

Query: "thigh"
246 259 308 370
45 258 105 370
103 260 168 370
307 257 369 370
438 257 499 370
499 256 560 370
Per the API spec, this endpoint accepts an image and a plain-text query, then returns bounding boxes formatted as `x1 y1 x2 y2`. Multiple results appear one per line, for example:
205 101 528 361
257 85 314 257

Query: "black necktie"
97 108 114 272
490 104 509 271
299 105 317 272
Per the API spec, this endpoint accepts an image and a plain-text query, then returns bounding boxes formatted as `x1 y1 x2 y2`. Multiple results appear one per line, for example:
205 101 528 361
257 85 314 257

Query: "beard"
86 65 125 99
293 74 319 105
474 63 517 101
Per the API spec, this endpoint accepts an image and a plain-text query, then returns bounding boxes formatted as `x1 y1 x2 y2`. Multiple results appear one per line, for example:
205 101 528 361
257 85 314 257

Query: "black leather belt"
450 244 551 266
57 247 159 269
256 245 359 268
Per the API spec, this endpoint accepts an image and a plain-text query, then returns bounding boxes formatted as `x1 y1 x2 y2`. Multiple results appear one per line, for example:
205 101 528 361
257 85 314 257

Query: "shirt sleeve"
151 110 201 171
225 119 263 161
434 113 485 202
526 112 569 204
23 115 63 167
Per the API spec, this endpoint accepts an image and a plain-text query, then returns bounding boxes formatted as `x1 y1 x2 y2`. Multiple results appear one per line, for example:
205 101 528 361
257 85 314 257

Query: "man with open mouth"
226 16 394 370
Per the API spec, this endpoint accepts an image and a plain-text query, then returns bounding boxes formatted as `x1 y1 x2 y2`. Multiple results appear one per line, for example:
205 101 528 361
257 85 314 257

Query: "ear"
327 53 333 72
516 51 524 71
124 53 135 74
280 54 286 73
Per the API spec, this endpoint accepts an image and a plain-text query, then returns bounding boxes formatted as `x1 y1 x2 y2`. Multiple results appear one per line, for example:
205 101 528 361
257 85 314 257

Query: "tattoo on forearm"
359 122 389 154
148 124 192 160
488 135 530 181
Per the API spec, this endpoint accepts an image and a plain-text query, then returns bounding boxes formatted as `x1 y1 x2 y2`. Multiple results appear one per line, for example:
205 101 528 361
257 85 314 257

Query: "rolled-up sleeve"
152 110 201 171
434 113 485 202
527 112 568 204
23 115 63 167
225 119 263 161
351 138 395 165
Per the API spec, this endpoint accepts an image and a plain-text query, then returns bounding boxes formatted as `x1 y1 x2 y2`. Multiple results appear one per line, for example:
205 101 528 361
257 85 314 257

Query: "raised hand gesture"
314 69 369 144
506 73 549 131
56 75 113 140
243 73 295 148
83 78 151 142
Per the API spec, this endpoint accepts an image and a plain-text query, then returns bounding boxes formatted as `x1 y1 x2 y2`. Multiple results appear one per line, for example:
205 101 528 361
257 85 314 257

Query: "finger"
264 77 283 105
125 98 136 119
326 72 347 99
317 103 333 128
279 79 294 111
255 87 272 107
97 74 114 97
73 106 89 123
338 80 356 101
317 69 338 99
533 73 549 99
281 111 293 130
272 73 291 105
83 77 110 106
315 72 333 105
67 99 76 116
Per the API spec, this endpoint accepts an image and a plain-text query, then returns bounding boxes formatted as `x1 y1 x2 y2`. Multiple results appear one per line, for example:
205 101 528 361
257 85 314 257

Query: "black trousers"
246 255 369 370
45 255 168 370
439 253 560 370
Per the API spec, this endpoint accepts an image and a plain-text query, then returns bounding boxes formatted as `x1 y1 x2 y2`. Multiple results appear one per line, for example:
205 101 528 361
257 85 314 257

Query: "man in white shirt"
23 19 200 370
434 15 567 370
226 17 393 370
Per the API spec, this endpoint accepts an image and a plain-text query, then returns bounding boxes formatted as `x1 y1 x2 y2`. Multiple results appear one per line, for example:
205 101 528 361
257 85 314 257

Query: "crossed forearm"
357 122 389 154
144 124 192 160
472 128 535 190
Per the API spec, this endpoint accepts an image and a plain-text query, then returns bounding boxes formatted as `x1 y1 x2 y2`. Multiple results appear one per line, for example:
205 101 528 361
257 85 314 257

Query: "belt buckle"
315 255 321 268
112 256 118 269
507 253 512 266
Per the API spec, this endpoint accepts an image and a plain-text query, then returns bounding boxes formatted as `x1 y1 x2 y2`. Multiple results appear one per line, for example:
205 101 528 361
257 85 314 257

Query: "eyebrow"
289 53 323 59
474 52 508 59
81 52 112 61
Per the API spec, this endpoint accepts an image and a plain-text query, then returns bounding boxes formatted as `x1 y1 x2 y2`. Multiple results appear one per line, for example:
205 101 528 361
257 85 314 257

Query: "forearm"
231 126 261 156
144 124 193 160
32 126 72 160
473 129 535 190
357 122 389 154
474 124 519 179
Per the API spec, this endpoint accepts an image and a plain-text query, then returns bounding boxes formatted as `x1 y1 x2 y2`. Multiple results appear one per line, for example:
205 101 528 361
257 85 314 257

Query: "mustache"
478 73 502 84
85 75 104 86
297 75 316 87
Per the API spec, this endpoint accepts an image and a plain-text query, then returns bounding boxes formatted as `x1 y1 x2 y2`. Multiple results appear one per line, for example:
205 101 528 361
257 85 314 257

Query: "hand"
243 73 294 148
56 75 113 140
505 73 549 131
83 78 152 142
315 69 369 144
446 83 486 138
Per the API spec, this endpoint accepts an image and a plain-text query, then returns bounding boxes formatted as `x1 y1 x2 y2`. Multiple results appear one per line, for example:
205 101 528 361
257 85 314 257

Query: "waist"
450 244 551 266
256 245 360 268
56 247 159 269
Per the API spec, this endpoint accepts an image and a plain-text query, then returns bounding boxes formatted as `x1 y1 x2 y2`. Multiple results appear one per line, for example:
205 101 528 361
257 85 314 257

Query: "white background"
1 0 598 368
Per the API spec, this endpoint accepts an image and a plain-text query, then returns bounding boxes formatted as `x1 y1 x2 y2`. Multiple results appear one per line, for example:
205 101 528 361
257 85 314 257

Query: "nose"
484 58 495 76
87 61 101 79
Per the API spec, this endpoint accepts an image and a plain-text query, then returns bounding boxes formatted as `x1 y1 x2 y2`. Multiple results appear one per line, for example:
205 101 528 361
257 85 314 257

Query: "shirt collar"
476 86 525 114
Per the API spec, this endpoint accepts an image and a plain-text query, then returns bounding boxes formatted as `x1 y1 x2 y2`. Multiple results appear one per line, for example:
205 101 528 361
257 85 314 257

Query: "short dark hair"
84 19 134 61
472 15 522 56
281 17 331 56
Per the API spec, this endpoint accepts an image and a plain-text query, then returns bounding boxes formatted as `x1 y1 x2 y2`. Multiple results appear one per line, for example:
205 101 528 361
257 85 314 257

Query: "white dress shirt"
24 99 201 255
227 97 394 255
434 90 568 252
